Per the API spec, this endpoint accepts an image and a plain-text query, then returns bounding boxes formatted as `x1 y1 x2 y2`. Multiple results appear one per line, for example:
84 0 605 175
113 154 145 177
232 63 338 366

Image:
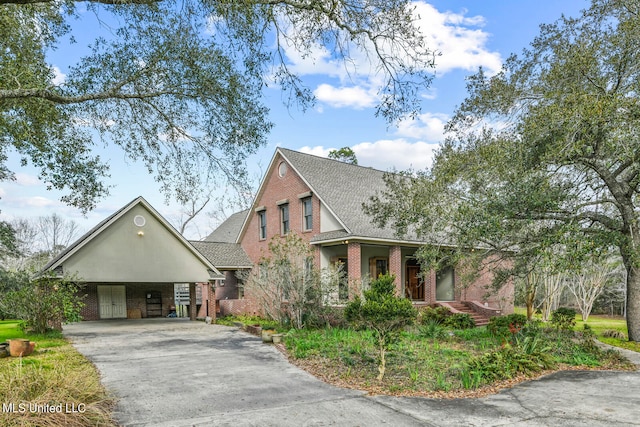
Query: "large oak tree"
366 0 640 341
1 0 434 213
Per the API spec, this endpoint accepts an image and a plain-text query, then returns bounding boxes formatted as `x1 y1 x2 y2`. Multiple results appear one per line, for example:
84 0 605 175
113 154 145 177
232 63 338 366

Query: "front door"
406 264 424 300
97 285 127 319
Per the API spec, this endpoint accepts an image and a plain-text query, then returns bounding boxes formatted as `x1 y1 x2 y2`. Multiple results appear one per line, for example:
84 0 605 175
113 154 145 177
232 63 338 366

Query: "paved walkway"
63 319 640 426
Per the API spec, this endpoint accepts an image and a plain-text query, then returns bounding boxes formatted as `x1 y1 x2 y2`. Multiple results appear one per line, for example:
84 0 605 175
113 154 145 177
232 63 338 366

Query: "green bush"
463 343 556 387
3 277 84 333
445 313 476 330
345 274 417 380
419 319 449 339
487 313 527 338
419 306 452 325
551 307 577 330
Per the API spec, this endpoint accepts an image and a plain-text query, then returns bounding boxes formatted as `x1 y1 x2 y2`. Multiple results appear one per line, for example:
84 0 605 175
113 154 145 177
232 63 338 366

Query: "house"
43 148 512 323
205 147 513 317
41 197 222 321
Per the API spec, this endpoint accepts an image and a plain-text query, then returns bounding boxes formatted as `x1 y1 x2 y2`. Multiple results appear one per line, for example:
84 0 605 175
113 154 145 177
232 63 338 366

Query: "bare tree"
566 259 618 322
537 272 566 322
36 213 81 258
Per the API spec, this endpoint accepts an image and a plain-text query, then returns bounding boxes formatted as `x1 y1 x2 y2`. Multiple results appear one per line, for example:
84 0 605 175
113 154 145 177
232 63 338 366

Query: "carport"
41 197 223 321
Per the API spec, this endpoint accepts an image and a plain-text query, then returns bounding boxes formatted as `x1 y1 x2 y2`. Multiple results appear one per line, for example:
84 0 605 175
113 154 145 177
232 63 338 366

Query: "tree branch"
1 87 183 104
0 0 159 4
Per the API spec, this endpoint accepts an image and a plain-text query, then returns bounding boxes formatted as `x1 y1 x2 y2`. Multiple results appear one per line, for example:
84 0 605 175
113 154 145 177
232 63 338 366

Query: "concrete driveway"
63 319 640 427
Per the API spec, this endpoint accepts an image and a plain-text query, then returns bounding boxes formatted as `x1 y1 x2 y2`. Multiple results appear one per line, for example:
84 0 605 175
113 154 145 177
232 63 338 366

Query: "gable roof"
190 241 253 269
204 209 248 243
239 147 422 245
41 196 222 278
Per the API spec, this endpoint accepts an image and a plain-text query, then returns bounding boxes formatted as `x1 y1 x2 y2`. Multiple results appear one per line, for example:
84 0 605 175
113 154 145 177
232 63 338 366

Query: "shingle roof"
278 148 422 243
204 210 248 243
190 241 252 269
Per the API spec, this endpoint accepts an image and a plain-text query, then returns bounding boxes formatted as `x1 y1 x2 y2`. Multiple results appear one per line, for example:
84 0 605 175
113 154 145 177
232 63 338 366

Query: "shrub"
602 329 627 340
419 306 452 325
445 313 476 330
345 274 417 380
3 276 84 333
419 319 449 339
463 343 556 387
487 314 527 338
551 307 577 330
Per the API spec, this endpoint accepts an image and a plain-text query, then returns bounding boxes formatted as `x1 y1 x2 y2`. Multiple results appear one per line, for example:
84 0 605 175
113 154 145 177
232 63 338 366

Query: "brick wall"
219 298 261 317
79 283 99 321
241 153 319 265
78 283 177 320
216 271 239 300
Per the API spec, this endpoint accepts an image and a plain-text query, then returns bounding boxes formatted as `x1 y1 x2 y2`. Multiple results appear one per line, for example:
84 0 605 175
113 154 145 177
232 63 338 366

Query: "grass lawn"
513 307 640 353
0 321 116 427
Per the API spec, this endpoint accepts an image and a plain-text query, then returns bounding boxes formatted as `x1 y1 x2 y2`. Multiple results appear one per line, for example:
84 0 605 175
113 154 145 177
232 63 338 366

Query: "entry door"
97 285 127 319
406 265 424 300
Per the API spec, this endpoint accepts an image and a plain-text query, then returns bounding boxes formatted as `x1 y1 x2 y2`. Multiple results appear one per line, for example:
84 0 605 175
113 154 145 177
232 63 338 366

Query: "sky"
0 0 588 240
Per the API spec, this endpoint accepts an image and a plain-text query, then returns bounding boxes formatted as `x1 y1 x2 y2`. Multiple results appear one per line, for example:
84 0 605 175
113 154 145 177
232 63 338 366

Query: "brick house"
41 197 221 321
202 148 514 316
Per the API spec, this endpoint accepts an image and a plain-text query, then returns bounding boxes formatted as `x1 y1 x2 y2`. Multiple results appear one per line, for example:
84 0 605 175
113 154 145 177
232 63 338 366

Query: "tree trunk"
525 277 536 321
626 264 640 342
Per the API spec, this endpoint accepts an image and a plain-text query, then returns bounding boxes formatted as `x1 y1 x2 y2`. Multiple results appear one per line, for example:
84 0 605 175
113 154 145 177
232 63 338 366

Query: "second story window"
302 197 313 231
280 204 290 234
258 210 267 240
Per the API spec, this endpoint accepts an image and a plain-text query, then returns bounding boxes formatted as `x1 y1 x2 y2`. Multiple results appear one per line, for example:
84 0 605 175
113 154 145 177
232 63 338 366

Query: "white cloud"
353 139 438 170
300 139 439 171
395 112 449 142
313 84 377 109
23 196 58 208
15 173 42 187
51 66 66 85
276 2 501 112
413 3 502 75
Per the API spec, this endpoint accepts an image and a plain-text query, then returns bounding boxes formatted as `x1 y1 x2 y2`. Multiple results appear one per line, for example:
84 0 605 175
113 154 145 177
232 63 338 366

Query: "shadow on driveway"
64 319 640 427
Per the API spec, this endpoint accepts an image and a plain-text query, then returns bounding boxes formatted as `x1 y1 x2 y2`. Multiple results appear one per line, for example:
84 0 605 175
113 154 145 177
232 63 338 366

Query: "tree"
2 214 81 271
1 275 85 333
366 1 640 341
567 257 617 322
328 147 358 165
244 232 331 329
1 0 434 212
0 221 17 261
344 273 416 380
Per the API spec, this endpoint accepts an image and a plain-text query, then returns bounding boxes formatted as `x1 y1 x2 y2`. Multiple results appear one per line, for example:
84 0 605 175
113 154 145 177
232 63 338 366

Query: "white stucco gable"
43 197 221 283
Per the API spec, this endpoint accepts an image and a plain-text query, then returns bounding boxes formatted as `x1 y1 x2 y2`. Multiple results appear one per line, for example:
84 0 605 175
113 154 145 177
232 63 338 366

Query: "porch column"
189 282 197 321
347 241 361 299
389 245 402 296
427 269 437 304
206 282 216 323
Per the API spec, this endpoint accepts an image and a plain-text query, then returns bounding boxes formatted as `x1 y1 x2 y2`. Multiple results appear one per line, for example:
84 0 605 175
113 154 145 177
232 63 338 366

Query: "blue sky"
1 0 587 240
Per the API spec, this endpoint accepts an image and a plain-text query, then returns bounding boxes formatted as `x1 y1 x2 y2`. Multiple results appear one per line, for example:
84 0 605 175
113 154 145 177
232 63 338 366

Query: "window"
280 203 290 234
302 197 313 231
258 210 266 240
436 266 455 301
369 257 388 278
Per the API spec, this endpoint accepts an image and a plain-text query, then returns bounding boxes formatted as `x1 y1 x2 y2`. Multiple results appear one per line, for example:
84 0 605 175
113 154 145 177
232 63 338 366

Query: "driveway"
63 319 640 426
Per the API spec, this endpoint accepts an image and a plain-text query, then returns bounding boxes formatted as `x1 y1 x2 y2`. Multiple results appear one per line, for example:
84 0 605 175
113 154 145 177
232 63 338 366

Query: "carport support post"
189 282 197 321
206 282 216 323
